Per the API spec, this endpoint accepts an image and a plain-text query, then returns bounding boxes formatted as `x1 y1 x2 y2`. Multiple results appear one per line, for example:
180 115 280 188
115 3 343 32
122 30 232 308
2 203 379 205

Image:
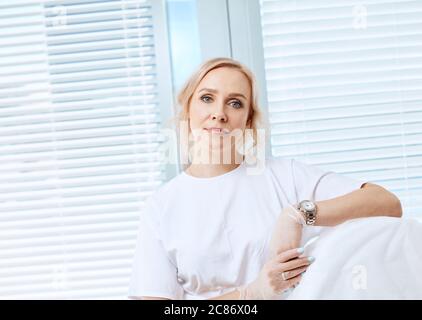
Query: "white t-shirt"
128 156 366 299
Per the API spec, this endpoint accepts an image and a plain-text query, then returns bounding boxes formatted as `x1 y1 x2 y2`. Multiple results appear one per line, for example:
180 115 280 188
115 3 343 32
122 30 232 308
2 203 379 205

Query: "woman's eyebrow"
198 88 247 100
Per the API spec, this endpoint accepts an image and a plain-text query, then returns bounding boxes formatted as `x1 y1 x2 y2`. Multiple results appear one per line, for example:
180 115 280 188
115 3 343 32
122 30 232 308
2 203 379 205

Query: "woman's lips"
203 128 230 134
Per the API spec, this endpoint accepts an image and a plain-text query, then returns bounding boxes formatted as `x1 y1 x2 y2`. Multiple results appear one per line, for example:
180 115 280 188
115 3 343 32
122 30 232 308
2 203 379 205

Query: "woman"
128 57 416 300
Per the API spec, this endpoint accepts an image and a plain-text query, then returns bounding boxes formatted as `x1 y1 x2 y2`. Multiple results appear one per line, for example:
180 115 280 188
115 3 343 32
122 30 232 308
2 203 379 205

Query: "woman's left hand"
267 207 304 260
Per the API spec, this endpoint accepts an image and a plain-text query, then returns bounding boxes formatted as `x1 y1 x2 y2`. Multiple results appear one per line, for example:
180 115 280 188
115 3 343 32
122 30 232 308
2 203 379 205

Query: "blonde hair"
167 57 269 169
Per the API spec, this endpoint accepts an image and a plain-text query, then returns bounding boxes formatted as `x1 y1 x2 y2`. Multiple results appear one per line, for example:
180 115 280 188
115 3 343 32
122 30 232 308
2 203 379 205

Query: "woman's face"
188 67 252 158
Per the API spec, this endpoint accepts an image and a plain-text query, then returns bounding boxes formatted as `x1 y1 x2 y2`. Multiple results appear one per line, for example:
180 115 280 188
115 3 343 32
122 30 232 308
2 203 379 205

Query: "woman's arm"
314 182 402 227
146 248 311 301
208 248 311 300
266 183 402 267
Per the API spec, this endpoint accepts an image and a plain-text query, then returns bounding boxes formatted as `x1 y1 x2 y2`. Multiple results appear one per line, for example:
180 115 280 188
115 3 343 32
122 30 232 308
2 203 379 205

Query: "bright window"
259 0 422 219
0 0 171 299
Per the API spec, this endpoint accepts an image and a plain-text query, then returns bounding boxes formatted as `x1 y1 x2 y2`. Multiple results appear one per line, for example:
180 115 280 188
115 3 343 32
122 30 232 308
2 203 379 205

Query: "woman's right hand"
238 247 314 300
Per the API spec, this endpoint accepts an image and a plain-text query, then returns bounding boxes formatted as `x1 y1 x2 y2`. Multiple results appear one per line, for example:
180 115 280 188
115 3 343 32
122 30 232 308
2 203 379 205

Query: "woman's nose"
212 113 227 122
211 105 227 122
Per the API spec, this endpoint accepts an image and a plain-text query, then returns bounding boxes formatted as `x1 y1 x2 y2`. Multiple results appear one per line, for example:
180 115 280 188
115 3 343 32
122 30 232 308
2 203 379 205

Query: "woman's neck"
185 161 242 178
186 149 245 178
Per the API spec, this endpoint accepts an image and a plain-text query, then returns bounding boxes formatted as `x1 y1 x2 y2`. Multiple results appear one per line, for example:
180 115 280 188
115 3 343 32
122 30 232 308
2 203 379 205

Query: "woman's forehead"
197 68 251 98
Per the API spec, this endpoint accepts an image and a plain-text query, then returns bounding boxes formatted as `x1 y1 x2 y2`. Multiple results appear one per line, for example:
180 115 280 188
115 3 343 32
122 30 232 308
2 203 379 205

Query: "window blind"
259 0 422 219
0 0 169 299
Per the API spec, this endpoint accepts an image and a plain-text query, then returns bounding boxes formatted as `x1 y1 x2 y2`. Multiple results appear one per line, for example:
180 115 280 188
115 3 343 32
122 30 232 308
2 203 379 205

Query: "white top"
128 156 366 299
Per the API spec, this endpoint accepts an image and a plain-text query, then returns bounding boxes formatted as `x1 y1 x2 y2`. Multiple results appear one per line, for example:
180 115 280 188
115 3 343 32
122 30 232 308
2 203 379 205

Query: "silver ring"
281 271 288 281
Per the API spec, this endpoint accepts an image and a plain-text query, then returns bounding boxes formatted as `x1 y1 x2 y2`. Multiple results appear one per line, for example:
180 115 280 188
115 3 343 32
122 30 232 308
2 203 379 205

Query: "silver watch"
296 200 318 225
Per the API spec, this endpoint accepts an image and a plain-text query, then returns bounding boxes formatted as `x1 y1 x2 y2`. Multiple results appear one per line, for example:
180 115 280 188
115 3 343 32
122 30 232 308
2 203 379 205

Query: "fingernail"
297 247 304 254
308 256 315 263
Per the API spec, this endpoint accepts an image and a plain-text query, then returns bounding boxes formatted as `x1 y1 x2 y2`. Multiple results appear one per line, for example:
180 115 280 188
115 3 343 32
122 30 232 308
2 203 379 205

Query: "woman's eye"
200 95 242 108
200 95 212 103
230 100 242 109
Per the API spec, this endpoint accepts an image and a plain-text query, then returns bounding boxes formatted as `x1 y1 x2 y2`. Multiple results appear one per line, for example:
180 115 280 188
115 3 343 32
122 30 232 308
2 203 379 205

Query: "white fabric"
128 156 366 299
288 216 422 299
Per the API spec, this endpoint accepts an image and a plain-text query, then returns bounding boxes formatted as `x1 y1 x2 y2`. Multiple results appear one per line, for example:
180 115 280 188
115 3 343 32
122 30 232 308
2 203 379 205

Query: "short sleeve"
128 196 184 300
291 158 368 203
290 158 369 243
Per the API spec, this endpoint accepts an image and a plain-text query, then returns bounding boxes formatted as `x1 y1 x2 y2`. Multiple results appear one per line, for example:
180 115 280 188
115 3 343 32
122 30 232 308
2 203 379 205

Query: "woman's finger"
276 274 303 293
277 265 307 281
276 247 305 263
280 256 314 271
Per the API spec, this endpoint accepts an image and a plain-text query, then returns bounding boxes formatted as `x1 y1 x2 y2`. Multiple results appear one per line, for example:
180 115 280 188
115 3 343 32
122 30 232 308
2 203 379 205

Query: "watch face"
303 201 315 211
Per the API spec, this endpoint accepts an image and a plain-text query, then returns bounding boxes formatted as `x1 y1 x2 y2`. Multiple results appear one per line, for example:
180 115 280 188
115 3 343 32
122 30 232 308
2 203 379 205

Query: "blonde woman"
128 57 416 300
